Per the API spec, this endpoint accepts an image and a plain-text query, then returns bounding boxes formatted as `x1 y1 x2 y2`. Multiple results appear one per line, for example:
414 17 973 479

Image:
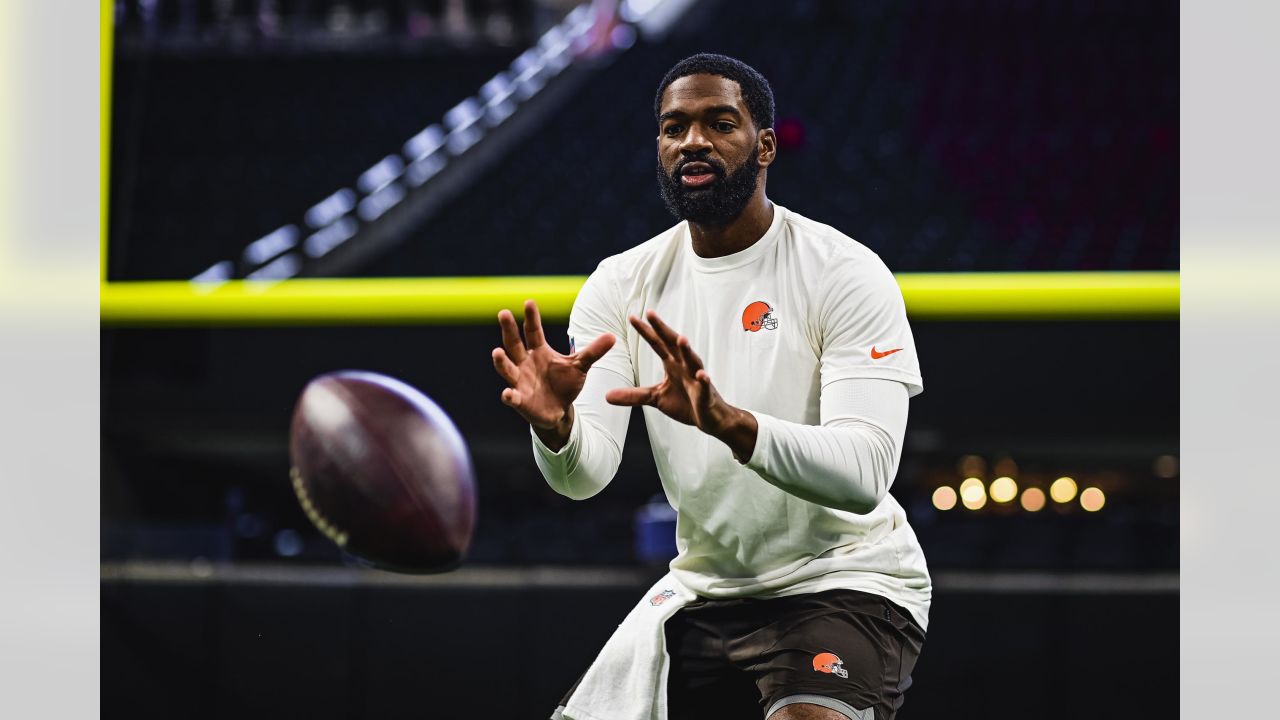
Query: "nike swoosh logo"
870 346 903 359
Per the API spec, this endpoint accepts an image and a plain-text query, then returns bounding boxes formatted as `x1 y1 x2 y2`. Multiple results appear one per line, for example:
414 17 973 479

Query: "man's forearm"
531 367 633 500
738 379 909 514
744 414 899 513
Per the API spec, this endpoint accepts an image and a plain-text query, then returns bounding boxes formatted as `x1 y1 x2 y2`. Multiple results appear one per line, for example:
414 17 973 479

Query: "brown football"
288 371 476 573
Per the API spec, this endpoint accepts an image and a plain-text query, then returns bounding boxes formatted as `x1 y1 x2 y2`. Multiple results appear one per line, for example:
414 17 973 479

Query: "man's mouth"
678 161 718 188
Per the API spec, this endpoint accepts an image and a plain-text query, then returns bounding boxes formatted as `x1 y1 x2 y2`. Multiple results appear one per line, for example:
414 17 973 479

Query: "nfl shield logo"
649 589 676 606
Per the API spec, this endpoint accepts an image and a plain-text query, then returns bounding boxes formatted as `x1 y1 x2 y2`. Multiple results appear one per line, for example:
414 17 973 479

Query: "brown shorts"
559 588 925 720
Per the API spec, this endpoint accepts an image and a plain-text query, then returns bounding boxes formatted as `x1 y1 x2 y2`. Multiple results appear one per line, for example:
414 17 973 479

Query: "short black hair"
654 53 775 131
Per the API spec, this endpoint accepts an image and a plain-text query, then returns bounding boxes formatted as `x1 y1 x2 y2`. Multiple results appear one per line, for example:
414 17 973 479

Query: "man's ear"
758 128 778 168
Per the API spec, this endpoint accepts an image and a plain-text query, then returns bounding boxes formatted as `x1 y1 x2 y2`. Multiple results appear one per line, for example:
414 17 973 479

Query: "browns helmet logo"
812 652 849 678
741 301 779 332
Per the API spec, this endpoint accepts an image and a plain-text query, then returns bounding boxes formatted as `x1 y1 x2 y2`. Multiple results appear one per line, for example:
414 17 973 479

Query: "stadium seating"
109 0 1177 280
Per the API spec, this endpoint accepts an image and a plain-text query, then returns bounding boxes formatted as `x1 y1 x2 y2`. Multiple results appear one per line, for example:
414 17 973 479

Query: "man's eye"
664 125 683 136
715 121 735 132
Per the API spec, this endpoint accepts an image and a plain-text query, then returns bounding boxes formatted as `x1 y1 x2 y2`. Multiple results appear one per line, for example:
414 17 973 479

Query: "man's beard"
656 147 760 227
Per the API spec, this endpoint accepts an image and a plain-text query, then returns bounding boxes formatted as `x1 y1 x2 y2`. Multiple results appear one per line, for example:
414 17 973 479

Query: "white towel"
555 572 696 720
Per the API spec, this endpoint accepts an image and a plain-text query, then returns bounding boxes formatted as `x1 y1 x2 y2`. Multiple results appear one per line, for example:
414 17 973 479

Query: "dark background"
101 1 1179 717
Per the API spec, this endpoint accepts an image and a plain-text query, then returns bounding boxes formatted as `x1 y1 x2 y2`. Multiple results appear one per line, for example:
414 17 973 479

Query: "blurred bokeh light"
1080 487 1107 512
1020 487 1047 512
1050 477 1079 504
990 476 1018 504
932 485 958 511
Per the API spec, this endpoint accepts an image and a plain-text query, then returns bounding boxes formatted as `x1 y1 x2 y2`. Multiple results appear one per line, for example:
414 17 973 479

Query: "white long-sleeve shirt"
531 205 932 629
535 370 908 514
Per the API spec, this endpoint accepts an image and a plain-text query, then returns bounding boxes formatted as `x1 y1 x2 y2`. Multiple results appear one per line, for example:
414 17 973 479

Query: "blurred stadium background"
99 0 1178 717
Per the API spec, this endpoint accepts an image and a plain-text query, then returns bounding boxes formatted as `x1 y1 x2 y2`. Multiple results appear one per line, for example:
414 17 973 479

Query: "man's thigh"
664 604 764 720
560 590 924 720
738 590 925 720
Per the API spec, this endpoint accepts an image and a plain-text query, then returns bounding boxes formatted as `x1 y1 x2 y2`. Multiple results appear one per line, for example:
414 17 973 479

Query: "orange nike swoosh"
870 346 903 359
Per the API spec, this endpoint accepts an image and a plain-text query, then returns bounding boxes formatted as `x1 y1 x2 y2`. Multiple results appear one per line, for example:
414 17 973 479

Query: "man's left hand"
605 310 759 462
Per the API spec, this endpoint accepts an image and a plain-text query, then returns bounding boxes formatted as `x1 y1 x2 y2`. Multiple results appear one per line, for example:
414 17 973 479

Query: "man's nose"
680 125 713 154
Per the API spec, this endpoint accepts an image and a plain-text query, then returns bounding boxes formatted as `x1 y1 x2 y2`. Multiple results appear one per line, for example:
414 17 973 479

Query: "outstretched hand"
605 311 757 460
491 300 615 447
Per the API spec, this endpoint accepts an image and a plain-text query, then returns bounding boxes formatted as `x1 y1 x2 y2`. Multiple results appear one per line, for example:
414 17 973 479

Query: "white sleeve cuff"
531 412 582 468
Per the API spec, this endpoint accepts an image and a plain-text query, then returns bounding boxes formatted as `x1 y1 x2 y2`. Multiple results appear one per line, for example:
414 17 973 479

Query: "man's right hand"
491 299 615 451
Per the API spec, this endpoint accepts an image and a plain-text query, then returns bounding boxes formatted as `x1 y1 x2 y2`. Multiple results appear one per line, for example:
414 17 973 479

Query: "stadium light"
406 153 446 187
356 183 406 222
481 73 517 127
989 477 1018 504
304 189 357 229
303 217 359 259
243 226 299 266
192 261 233 284
1020 487 1047 512
403 124 446 161
932 486 958 511
960 478 986 510
511 48 548 99
245 253 300 281
444 98 486 155
961 488 987 510
1050 477 1078 504
621 0 665 22
357 156 405 195
1080 487 1106 512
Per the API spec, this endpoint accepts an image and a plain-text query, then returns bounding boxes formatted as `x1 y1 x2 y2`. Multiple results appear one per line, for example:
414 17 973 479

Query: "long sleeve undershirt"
532 372 909 514
531 366 634 500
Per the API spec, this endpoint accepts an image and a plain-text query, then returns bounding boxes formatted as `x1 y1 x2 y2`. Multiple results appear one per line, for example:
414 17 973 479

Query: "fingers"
629 315 673 361
500 387 523 407
491 347 519 385
497 309 527 364
646 311 682 347
574 333 616 371
634 311 702 372
605 385 656 407
523 299 546 350
676 335 705 371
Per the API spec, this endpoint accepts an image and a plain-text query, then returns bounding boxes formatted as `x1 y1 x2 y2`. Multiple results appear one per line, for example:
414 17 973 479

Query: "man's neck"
688 193 775 259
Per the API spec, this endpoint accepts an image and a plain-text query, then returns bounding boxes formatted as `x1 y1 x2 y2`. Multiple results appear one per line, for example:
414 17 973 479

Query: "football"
288 371 477 572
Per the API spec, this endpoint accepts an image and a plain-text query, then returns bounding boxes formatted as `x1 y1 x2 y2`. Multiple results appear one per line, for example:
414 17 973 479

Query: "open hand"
492 300 615 445
604 311 744 439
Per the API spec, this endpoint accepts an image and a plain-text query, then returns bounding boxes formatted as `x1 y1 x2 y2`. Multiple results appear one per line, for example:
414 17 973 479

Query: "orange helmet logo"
812 652 849 678
741 301 779 332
